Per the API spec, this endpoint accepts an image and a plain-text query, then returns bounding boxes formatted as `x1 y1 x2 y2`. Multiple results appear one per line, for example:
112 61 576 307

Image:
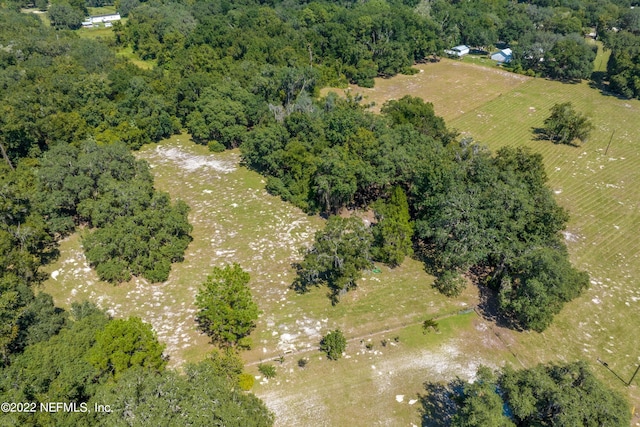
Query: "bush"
297 358 308 368
320 329 346 360
422 318 440 334
258 363 276 379
238 373 255 390
207 140 226 153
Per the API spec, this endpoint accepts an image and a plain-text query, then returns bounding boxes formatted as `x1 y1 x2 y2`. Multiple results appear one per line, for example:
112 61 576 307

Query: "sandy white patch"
154 146 236 173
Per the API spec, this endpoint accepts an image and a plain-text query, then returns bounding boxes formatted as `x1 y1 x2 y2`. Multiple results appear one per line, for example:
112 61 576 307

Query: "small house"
445 45 470 57
89 13 121 25
491 48 513 63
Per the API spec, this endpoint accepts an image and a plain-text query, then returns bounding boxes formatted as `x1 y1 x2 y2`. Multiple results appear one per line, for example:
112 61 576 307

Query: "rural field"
321 59 530 120
43 57 640 425
338 56 640 420
43 135 516 425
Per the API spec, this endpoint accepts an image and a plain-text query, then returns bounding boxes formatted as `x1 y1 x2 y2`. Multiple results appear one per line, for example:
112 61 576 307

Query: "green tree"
451 366 516 427
381 95 455 143
545 37 596 81
424 362 629 427
88 361 274 427
500 361 631 426
320 329 346 360
82 193 192 283
541 102 594 145
293 216 373 303
195 264 260 348
48 3 84 30
433 271 467 297
88 317 166 380
372 186 414 266
498 247 589 331
0 308 109 425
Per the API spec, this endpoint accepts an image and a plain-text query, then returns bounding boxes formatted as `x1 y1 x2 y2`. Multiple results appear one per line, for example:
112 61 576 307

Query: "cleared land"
42 136 515 425
42 57 640 424
338 56 640 421
450 76 640 417
321 59 530 120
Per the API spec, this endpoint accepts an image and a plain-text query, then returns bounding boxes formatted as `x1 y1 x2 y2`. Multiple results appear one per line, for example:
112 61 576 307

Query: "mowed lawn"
450 77 640 415
327 57 640 421
321 58 530 120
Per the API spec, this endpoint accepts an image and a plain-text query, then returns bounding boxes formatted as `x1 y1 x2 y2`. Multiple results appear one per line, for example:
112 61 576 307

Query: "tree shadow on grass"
531 126 548 141
588 72 634 100
475 284 520 330
418 380 463 427
530 127 581 147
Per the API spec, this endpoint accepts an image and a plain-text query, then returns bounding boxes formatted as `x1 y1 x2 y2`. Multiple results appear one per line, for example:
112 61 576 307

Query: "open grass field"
87 5 117 16
449 76 640 418
114 45 156 70
334 56 640 421
42 55 640 424
321 59 530 120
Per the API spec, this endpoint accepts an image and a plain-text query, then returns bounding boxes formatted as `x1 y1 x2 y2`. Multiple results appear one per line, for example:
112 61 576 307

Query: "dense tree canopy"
87 317 166 380
423 362 631 427
0 302 272 426
90 359 273 427
35 142 192 282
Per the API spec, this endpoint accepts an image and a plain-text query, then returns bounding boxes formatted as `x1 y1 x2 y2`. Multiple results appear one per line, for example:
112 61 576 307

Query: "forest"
1 0 638 423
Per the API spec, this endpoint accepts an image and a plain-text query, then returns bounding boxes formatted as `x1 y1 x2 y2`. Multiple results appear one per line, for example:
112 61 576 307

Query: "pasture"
450 76 640 414
43 136 515 425
321 59 530 120
339 56 640 418
42 57 640 424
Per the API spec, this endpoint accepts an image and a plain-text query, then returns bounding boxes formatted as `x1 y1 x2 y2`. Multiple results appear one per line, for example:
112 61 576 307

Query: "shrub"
208 140 226 152
238 373 255 390
422 318 440 334
320 329 346 360
258 363 276 379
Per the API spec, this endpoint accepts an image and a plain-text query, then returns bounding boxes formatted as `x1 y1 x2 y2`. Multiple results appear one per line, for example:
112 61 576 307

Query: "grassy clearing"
115 45 156 70
87 6 117 16
41 58 640 424
20 8 50 26
591 40 610 74
321 58 530 120
449 77 640 417
325 58 640 422
252 311 517 426
77 26 115 40
41 134 515 425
